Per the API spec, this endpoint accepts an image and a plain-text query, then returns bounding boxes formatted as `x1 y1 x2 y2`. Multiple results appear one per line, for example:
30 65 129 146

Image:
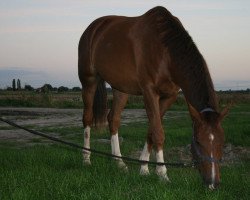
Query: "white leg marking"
83 126 91 165
209 133 215 188
111 133 127 170
139 143 150 175
155 150 169 182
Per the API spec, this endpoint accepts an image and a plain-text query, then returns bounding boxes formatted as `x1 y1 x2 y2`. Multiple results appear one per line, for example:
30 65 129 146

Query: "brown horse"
78 6 229 189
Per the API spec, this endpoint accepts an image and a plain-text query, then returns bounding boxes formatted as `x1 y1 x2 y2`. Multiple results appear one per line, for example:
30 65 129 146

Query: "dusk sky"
0 0 249 90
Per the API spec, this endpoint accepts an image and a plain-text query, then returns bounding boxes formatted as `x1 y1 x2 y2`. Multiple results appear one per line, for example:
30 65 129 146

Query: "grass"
1 106 250 199
0 146 249 200
0 100 250 199
1 90 249 110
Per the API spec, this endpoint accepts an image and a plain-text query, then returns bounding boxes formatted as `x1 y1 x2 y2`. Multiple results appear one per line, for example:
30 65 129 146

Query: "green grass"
0 146 249 200
0 92 83 108
1 90 249 110
0 106 249 199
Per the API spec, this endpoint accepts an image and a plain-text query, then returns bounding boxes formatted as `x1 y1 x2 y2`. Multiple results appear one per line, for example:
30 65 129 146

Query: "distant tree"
17 79 21 90
41 84 53 93
52 87 58 91
72 87 81 92
25 84 34 91
7 87 12 91
12 79 16 91
58 86 69 92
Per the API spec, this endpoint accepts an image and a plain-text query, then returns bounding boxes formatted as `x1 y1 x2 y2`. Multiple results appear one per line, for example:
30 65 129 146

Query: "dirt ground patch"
0 107 249 165
0 107 185 127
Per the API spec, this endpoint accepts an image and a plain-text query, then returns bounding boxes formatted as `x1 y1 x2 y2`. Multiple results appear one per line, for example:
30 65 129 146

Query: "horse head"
189 104 230 189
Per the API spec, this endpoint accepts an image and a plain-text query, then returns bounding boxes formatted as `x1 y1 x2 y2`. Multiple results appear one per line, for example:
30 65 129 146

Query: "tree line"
4 79 250 94
6 79 81 92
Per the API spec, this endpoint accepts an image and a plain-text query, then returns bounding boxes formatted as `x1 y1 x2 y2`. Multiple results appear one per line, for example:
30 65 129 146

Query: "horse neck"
185 85 218 112
177 62 219 112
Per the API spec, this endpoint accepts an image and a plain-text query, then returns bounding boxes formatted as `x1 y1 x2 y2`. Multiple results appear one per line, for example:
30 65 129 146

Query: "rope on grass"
0 117 194 168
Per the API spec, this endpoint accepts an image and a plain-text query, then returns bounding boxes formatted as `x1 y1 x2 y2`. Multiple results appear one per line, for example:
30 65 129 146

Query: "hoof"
116 160 128 172
158 174 170 182
156 168 170 182
83 152 91 166
140 166 150 176
83 159 91 166
119 163 128 172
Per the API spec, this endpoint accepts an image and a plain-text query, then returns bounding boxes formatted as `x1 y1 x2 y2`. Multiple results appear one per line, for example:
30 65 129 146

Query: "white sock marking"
139 143 150 175
83 126 91 164
111 133 127 170
84 126 91 148
111 133 121 156
156 150 169 181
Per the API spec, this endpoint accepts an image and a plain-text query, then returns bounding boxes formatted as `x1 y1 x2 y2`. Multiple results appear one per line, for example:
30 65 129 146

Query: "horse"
78 6 229 190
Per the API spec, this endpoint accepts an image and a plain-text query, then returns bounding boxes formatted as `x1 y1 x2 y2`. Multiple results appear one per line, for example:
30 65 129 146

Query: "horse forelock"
203 111 220 125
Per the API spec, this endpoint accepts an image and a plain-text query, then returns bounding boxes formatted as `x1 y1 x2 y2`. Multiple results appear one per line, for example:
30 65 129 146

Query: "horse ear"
218 104 231 121
188 104 202 124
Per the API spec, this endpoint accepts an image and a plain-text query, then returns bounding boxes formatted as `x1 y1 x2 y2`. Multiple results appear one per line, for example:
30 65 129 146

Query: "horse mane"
145 7 218 111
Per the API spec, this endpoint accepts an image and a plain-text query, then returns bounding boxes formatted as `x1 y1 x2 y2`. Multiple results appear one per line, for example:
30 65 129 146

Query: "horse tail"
93 79 108 130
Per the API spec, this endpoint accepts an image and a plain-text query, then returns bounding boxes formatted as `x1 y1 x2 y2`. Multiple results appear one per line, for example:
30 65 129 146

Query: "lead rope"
0 117 194 168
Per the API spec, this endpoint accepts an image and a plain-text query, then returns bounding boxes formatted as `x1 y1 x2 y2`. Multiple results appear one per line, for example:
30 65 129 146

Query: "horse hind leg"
108 89 129 170
81 81 98 165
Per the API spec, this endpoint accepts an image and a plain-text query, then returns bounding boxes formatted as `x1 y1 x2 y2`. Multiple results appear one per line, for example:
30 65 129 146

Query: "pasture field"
0 104 249 199
0 90 250 110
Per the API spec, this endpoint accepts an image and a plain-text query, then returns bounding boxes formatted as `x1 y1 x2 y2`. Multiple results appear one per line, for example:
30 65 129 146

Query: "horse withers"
78 6 229 189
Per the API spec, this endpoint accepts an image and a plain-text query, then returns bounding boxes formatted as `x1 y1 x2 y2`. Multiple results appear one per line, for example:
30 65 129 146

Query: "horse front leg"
140 87 169 181
139 141 152 175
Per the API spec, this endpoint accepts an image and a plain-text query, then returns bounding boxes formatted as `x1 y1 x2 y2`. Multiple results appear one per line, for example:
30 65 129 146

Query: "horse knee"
151 130 165 150
107 112 121 134
83 114 93 127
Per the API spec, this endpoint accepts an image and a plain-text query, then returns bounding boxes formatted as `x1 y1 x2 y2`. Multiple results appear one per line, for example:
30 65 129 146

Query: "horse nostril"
204 178 220 190
208 184 216 190
207 181 220 190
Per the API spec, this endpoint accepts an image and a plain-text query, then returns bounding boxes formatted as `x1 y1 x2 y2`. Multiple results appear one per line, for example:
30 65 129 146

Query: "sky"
0 0 250 90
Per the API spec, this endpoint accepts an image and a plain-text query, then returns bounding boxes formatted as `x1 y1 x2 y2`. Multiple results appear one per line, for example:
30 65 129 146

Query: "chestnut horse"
78 6 229 189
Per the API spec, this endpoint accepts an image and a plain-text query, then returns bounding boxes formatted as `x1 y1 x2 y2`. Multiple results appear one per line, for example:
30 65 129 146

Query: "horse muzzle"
204 178 220 190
